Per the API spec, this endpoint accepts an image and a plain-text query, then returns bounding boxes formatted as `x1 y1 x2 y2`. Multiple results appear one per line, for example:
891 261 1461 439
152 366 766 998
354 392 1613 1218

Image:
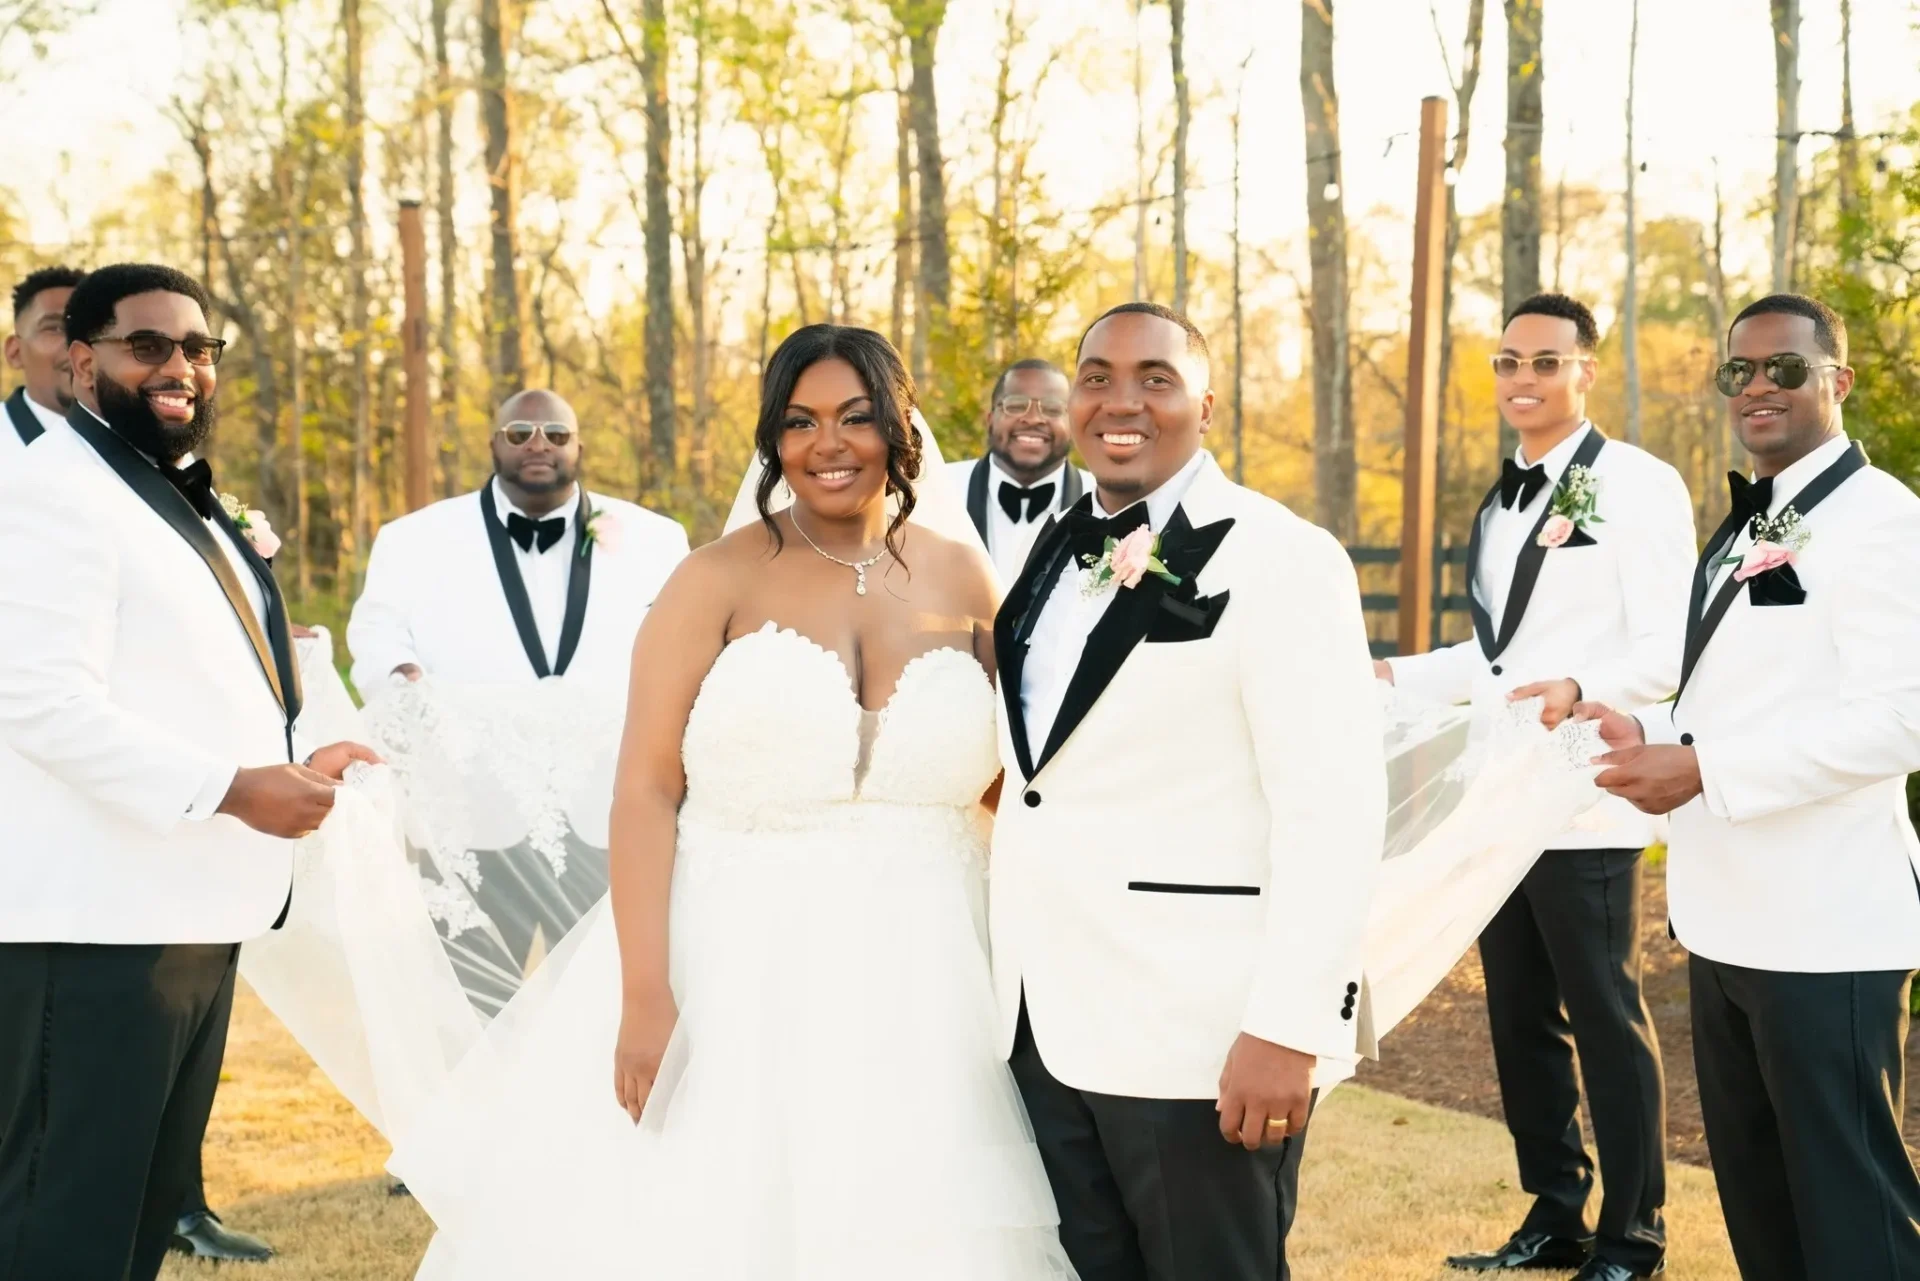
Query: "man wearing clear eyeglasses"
347 387 688 696
948 358 1089 586
1378 293 1695 1281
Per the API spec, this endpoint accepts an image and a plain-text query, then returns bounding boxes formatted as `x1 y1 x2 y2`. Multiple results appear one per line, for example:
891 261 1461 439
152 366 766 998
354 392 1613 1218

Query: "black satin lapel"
1675 442 1868 701
994 513 1072 780
1465 482 1500 660
967 457 992 544
552 490 595 676
64 408 289 719
6 388 44 446
1492 428 1608 657
217 507 303 725
1037 561 1168 771
478 481 552 678
1059 465 1084 510
1156 508 1234 586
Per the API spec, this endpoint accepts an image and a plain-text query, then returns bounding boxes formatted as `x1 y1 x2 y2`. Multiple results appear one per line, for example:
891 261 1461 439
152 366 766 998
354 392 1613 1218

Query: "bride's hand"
614 988 678 1123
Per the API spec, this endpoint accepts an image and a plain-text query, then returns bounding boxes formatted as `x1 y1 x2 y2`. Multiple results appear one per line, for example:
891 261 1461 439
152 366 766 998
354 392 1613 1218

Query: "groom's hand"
1509 678 1580 728
217 764 339 839
1570 700 1646 752
305 740 383 781
1593 745 1703 815
1217 1033 1314 1151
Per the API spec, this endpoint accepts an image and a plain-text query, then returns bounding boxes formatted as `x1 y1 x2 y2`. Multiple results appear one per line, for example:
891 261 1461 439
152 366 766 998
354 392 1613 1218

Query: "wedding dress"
389 620 1076 1280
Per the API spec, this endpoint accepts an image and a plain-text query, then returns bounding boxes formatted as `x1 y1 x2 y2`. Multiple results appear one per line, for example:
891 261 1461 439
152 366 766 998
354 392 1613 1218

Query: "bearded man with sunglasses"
347 387 688 695
0 263 378 1281
1579 294 1920 1281
1379 293 1695 1281
947 358 1089 585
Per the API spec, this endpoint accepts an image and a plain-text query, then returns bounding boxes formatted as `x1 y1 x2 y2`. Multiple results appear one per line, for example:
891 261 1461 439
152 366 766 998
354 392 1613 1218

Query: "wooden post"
399 200 432 513
1399 96 1448 656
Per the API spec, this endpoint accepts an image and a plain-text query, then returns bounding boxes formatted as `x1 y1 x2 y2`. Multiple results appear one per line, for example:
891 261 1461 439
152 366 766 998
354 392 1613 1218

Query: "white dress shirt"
983 457 1074 584
1476 422 1595 621
490 476 580 669
1021 448 1209 756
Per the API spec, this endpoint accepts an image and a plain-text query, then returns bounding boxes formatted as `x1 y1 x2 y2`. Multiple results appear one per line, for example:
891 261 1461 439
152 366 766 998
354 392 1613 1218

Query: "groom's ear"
1197 386 1216 435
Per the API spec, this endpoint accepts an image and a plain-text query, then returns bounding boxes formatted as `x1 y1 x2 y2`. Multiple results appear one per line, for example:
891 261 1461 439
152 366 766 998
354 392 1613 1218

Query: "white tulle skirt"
392 800 1076 1280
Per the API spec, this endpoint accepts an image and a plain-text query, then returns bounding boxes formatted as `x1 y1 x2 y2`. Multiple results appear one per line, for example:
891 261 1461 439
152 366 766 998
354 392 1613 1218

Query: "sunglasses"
92 331 227 367
1714 353 1841 397
497 421 576 448
1490 353 1587 378
997 394 1067 419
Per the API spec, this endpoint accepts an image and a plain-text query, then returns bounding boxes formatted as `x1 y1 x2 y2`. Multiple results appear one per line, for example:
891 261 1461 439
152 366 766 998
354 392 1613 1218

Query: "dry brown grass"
165 982 1739 1281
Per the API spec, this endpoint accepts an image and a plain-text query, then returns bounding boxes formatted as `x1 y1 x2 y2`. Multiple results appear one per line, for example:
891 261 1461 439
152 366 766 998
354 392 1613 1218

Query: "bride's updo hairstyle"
754 324 923 557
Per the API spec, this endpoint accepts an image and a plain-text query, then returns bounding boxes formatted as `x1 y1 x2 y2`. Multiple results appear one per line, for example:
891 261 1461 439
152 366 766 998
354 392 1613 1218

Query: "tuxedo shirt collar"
1092 445 1209 529
489 475 580 525
1512 420 1595 486
987 453 1071 503
1752 431 1852 518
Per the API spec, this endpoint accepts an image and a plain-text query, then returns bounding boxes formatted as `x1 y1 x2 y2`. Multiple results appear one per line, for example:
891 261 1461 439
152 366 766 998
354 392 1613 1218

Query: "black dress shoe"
1446 1229 1596 1271
170 1210 275 1262
1572 1259 1665 1280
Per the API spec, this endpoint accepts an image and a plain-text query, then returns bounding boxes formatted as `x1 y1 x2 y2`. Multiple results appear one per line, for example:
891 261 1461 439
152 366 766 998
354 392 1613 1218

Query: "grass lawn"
163 981 1741 1281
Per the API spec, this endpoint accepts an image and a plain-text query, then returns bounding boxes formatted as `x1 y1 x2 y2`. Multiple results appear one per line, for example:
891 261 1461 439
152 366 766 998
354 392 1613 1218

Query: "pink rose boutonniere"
1534 464 1603 548
1538 514 1575 548
1080 525 1181 597
1721 507 1811 582
218 492 282 559
1732 540 1796 582
581 506 619 556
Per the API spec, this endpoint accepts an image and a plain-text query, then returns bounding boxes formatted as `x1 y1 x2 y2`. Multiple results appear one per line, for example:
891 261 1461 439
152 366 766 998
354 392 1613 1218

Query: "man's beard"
96 370 214 463
500 454 578 496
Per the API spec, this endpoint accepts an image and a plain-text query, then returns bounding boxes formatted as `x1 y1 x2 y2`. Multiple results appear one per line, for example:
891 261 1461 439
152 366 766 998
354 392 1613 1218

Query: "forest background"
3 0 1919 655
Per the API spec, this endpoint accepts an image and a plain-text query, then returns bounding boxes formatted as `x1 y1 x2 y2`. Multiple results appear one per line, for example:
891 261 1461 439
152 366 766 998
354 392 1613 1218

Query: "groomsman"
1381 293 1694 1281
4 264 84 453
1586 294 1920 1281
346 387 688 696
947 358 1086 585
0 263 376 1281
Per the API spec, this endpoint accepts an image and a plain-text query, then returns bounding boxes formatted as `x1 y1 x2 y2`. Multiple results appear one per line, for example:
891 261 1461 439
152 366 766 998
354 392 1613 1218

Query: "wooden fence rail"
1346 539 1473 659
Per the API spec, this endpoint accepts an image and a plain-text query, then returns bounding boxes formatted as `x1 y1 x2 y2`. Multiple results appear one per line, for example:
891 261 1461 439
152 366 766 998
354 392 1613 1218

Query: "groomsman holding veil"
947 357 1087 586
1586 294 1920 1281
991 303 1386 1281
0 263 376 1281
1382 294 1695 1281
4 265 84 455
347 387 687 696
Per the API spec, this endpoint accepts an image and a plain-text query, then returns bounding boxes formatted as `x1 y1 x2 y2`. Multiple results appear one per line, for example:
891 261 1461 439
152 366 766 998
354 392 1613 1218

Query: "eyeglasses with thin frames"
997 394 1067 419
1490 353 1589 378
91 331 227 368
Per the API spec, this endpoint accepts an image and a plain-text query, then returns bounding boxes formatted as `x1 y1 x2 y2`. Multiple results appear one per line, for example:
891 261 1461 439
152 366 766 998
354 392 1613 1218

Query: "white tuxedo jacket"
0 411 303 944
347 486 687 697
990 454 1387 1098
1388 427 1696 850
1643 437 1920 973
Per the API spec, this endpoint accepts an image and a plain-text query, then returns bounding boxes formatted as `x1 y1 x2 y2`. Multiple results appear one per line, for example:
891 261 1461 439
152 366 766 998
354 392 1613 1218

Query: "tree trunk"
1131 0 1147 298
1706 167 1739 481
682 0 712 493
344 0 370 576
1501 0 1544 461
1837 0 1857 243
640 0 675 481
1621 0 1641 444
1770 0 1799 293
891 52 914 357
1432 0 1485 521
1230 54 1249 484
899 1 950 377
479 0 524 405
1168 0 1188 312
1300 0 1353 542
432 0 461 498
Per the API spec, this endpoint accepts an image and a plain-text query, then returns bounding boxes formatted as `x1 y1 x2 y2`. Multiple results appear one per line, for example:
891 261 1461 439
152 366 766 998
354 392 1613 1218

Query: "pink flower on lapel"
586 508 621 554
243 511 281 559
1109 526 1157 589
1733 540 1796 582
1537 514 1575 548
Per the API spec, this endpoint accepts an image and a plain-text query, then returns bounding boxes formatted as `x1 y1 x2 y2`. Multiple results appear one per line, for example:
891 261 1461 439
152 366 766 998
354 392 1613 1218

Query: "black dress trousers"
1009 1003 1311 1281
1476 847 1667 1273
1689 954 1920 1281
0 940 239 1281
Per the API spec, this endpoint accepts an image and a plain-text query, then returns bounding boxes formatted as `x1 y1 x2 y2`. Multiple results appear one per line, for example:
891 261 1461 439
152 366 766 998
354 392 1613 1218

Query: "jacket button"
1680 733 1694 746
1340 1007 1353 1021
1346 981 1359 996
1023 792 1042 809
1491 664 1504 676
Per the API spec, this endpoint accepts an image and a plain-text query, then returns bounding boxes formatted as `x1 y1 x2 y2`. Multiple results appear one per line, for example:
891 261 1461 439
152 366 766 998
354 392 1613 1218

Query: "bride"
390 325 1076 1278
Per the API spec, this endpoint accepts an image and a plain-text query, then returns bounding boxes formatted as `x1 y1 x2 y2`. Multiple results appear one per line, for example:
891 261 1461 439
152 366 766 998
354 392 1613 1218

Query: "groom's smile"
1071 305 1214 508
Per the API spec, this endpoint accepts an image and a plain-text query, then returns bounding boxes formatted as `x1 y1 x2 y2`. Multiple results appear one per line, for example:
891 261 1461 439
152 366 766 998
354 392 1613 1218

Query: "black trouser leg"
1478 864 1594 1242
1691 955 1920 1281
0 942 237 1281
1518 849 1666 1272
1011 1002 1308 1281
178 1131 209 1219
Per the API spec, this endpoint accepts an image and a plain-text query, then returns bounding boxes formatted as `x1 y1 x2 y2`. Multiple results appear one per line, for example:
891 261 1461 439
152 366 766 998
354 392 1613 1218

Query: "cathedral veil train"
248 407 1612 1277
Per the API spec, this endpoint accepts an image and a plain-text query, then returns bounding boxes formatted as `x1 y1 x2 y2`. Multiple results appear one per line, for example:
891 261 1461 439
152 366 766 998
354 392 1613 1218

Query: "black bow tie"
998 479 1056 523
505 511 568 554
1499 458 1549 511
163 457 217 520
1727 472 1775 531
1065 502 1151 566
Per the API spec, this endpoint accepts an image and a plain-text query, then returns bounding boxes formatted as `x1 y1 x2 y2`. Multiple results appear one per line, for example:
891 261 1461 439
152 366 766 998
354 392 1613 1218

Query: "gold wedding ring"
1266 1118 1289 1132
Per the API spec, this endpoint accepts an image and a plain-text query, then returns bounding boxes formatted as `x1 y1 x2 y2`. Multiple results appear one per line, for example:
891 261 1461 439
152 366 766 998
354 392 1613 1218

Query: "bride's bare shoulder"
900 523 998 618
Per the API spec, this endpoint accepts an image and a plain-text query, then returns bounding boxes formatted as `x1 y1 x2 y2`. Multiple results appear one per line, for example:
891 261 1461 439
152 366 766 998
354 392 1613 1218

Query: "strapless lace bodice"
680 624 999 831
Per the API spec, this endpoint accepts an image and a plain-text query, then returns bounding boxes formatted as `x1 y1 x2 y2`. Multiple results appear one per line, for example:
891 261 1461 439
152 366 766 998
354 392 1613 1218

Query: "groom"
991 302 1386 1280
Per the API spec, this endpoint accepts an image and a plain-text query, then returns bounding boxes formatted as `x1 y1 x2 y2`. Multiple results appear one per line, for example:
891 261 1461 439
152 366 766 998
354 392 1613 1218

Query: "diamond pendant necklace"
791 509 887 596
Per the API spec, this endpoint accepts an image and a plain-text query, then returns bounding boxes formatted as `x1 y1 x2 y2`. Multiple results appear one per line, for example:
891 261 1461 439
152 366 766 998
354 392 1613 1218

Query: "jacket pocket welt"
1126 881 1261 896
